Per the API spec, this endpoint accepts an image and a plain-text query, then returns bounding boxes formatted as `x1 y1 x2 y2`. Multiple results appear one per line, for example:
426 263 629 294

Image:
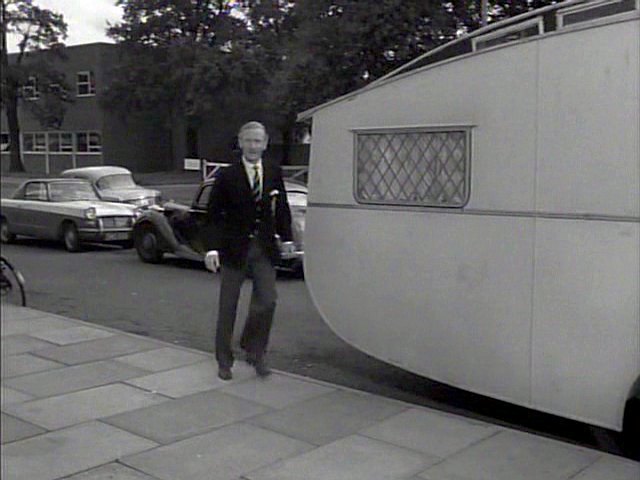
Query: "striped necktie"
251 165 261 202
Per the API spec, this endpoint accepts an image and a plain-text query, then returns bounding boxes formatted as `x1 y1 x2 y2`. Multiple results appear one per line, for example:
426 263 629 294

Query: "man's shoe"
218 366 232 381
254 360 271 378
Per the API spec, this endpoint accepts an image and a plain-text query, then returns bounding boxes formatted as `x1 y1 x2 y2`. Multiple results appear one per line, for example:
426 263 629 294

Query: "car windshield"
96 174 137 190
49 182 100 202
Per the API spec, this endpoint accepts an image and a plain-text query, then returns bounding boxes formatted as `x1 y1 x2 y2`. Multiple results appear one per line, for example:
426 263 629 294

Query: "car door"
189 183 216 253
13 182 48 236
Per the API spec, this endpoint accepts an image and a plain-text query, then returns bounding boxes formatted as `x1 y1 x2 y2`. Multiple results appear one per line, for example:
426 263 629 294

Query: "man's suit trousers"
215 238 277 368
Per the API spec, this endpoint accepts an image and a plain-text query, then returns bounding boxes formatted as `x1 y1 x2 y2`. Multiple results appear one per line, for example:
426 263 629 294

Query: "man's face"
238 127 268 163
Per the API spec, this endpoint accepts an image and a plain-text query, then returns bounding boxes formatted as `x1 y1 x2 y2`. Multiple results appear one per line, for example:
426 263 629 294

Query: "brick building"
1 42 309 175
1 43 176 174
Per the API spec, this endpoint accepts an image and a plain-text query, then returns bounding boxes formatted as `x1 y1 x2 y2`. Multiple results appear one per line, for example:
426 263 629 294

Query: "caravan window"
354 127 471 208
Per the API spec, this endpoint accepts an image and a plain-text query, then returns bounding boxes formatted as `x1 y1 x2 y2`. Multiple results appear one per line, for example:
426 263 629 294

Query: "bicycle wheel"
0 257 26 307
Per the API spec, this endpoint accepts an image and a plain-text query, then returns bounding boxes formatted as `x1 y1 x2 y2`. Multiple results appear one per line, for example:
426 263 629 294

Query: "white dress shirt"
242 156 263 193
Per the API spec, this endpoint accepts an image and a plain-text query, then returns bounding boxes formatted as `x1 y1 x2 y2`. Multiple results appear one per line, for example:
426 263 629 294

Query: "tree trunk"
5 87 24 172
280 126 291 166
1 6 25 173
170 108 186 171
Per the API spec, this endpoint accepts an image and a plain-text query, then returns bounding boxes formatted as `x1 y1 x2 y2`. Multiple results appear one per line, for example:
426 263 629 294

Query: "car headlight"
84 207 97 220
133 208 143 219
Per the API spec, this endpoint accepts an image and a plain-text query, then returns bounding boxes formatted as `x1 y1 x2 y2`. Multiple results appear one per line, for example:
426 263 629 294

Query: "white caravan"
298 0 640 441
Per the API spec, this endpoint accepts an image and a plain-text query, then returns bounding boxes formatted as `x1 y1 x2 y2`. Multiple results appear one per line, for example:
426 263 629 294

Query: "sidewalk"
2 305 638 480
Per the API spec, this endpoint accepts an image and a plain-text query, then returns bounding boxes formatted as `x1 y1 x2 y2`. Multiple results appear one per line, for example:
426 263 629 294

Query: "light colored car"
0 178 140 252
61 166 161 207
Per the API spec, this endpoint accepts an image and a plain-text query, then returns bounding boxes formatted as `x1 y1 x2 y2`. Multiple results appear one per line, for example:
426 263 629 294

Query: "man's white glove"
205 250 220 272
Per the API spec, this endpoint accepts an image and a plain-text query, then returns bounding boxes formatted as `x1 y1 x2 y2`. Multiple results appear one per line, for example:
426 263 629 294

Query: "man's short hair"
238 121 268 139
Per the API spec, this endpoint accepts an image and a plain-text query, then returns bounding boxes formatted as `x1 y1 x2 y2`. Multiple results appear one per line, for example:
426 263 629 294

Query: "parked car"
61 166 162 207
132 178 306 274
0 178 140 252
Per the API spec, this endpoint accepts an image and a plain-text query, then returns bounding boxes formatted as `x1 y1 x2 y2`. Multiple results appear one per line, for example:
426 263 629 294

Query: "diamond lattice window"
355 128 471 207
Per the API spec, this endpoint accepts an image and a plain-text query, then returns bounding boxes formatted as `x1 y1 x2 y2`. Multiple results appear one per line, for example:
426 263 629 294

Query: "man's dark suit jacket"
205 159 293 268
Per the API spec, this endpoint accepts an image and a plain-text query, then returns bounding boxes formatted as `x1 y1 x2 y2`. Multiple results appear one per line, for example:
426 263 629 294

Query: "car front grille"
100 216 132 228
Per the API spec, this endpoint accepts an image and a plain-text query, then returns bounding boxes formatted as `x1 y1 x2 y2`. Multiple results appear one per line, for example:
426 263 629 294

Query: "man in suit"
205 121 295 381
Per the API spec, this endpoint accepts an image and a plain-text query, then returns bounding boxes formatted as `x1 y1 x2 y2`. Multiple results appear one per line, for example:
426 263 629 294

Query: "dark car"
132 178 306 274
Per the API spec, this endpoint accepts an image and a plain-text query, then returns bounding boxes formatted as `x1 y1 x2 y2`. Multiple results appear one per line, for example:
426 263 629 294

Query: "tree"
244 0 460 160
448 1 558 32
1 0 67 172
245 0 559 159
104 0 251 170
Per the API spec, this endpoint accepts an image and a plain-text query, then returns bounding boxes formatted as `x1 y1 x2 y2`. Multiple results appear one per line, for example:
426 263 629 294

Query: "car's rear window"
96 174 136 190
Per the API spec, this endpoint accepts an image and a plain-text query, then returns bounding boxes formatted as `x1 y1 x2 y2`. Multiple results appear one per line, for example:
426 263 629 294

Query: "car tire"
0 217 16 243
135 226 164 263
62 222 82 252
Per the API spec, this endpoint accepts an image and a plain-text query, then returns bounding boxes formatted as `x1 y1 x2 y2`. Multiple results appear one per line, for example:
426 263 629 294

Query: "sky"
7 0 124 52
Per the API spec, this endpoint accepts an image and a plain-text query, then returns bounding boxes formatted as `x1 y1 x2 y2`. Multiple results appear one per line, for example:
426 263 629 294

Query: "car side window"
194 184 212 210
24 182 47 201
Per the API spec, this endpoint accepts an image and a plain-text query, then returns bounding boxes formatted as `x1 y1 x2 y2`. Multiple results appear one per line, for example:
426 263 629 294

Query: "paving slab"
1 353 65 378
0 305 57 323
0 311 78 337
360 407 500 458
105 389 271 444
1 334 56 356
219 372 336 409
1 420 158 480
33 333 163 364
419 429 602 480
570 455 640 480
115 346 210 372
124 360 256 398
1 385 34 406
64 463 159 479
121 422 313 480
247 389 407 446
246 434 438 480
28 325 115 345
3 359 150 398
3 383 168 430
1 413 46 444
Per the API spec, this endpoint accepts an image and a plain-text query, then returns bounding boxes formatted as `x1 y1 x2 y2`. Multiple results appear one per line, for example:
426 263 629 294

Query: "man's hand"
280 241 296 256
205 250 220 272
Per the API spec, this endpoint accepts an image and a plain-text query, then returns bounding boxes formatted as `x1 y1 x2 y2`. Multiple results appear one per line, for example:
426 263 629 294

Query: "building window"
354 127 471 208
48 132 74 153
22 76 40 100
22 131 102 154
76 71 96 96
22 132 47 153
76 131 102 152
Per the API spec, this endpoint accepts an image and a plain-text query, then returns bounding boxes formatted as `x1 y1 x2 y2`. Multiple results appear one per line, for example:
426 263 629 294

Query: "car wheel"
62 222 82 252
0 217 16 243
135 226 164 263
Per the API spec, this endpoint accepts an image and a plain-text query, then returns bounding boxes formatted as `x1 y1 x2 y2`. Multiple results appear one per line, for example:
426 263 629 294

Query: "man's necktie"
252 165 261 202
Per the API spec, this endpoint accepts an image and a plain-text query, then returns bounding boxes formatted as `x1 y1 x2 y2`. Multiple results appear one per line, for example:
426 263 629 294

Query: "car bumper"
277 250 304 270
78 228 133 243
